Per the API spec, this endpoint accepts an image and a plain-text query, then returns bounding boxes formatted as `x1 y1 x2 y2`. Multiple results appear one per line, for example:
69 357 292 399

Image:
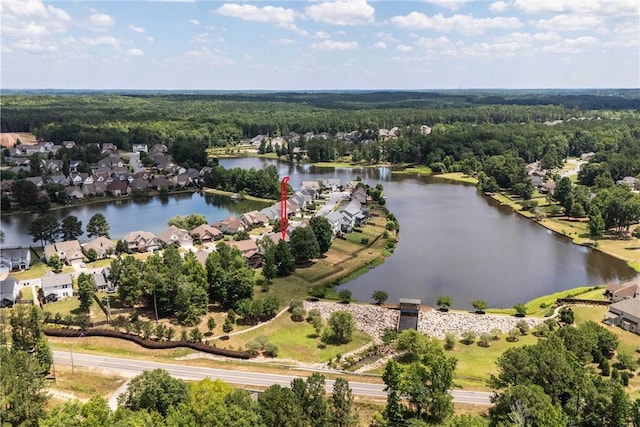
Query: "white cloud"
189 19 200 25
513 0 638 16
12 39 58 54
541 36 597 53
272 38 295 45
192 32 224 44
80 35 123 49
536 14 601 31
377 32 399 43
305 0 375 26
489 1 510 13
85 13 115 32
311 40 359 51
183 46 235 65
314 31 331 39
372 41 387 49
145 36 155 43
215 4 295 25
533 31 561 42
416 36 454 48
129 24 145 33
391 12 522 34
396 44 413 53
423 0 469 11
1 0 70 37
127 48 144 56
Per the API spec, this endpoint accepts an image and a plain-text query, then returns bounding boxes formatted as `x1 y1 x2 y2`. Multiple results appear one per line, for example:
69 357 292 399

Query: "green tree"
489 384 568 427
289 226 320 263
262 245 277 282
207 317 216 335
437 295 452 310
258 385 306 427
338 289 352 303
11 179 39 209
513 303 527 316
383 359 404 425
117 369 189 417
48 254 63 272
310 216 333 254
175 280 209 326
471 299 488 313
323 310 355 344
168 213 207 231
589 207 606 238
60 215 83 241
86 213 111 238
274 240 296 276
330 378 358 427
77 272 94 312
372 290 389 305
28 214 60 246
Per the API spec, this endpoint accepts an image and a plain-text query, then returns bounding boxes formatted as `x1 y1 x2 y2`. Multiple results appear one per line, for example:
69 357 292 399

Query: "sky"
1 0 639 90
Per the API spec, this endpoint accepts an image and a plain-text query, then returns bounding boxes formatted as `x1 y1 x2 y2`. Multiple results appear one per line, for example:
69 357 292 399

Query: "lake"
2 157 637 308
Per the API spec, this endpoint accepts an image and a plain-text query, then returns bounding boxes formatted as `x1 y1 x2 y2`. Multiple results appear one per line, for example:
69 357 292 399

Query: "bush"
444 332 456 350
310 286 327 299
516 320 530 335
461 331 476 345
288 299 304 313
291 306 306 322
360 238 369 245
478 333 492 347
507 328 519 342
381 328 398 344
338 289 352 303
600 358 611 376
621 371 630 386
513 304 527 317
490 328 501 341
559 307 574 324
306 309 321 322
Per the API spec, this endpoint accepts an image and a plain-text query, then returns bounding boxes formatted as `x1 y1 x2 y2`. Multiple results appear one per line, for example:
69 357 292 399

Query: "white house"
0 247 31 271
0 275 20 307
41 272 73 302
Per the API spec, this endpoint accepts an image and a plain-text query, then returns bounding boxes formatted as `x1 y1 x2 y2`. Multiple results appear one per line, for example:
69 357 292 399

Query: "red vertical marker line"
280 176 290 240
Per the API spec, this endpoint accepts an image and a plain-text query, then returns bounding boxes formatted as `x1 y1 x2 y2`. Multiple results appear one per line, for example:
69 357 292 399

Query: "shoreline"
434 172 640 274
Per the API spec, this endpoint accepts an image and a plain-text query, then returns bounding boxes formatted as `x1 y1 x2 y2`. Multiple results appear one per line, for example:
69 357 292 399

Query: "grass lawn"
12 260 51 280
213 314 372 363
487 285 605 317
433 173 478 185
294 260 340 283
49 364 127 400
391 165 433 176
20 286 34 300
448 333 540 391
43 297 82 317
203 187 276 203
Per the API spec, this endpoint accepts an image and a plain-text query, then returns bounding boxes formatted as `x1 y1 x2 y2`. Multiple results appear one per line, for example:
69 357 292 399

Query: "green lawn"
12 260 52 280
391 165 433 176
448 333 540 391
213 314 372 363
488 286 605 317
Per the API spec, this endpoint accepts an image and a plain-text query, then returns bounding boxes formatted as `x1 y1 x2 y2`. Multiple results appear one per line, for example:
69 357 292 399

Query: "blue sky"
2 0 638 90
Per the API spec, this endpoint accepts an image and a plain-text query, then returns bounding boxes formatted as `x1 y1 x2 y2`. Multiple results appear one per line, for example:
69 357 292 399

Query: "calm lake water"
2 157 637 308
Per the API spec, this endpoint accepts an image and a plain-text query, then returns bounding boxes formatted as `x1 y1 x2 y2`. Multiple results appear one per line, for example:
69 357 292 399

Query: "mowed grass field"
212 313 371 363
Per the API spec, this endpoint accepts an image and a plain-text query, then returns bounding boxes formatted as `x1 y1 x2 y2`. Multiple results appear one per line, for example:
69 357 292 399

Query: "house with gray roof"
190 224 223 243
41 272 73 301
157 225 193 248
122 231 160 253
0 247 31 271
44 240 84 265
83 236 115 259
605 298 640 335
0 275 20 307
91 268 113 292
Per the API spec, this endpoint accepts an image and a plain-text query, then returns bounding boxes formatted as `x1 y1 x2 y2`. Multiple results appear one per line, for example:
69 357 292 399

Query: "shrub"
507 328 519 342
288 299 304 313
338 289 352 304
360 238 369 245
513 304 527 317
461 331 476 345
621 371 630 386
306 309 321 322
381 328 398 344
600 358 611 376
516 320 530 335
291 306 306 322
490 328 501 341
310 285 327 299
559 307 574 324
444 332 456 350
478 333 492 347
534 323 550 337
471 299 488 313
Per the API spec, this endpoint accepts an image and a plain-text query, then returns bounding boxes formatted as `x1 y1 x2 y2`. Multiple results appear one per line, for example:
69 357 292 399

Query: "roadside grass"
447 333 540 391
212 313 372 363
49 364 127 400
12 260 51 280
330 238 362 255
48 336 193 360
487 286 604 317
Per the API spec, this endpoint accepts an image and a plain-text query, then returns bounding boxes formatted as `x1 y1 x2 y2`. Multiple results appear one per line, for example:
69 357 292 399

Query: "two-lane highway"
52 351 493 405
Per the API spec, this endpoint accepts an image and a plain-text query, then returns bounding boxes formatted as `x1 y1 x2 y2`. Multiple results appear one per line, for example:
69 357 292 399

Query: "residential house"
122 231 160 253
83 236 116 259
241 210 270 229
91 268 114 292
350 186 367 204
70 173 91 186
605 298 640 335
69 160 82 172
174 173 191 188
107 180 130 196
48 175 70 186
25 176 44 190
250 135 266 146
101 143 118 154
260 204 281 221
212 217 246 234
0 247 31 271
0 275 20 307
290 191 310 211
157 225 193 248
324 211 344 236
132 144 148 153
131 171 150 181
266 232 290 244
41 272 73 302
63 140 76 149
288 132 300 143
150 176 172 191
42 159 63 173
324 179 341 191
194 249 210 267
226 239 262 268
190 224 223 243
129 178 151 192
301 181 320 191
98 155 124 169
68 187 84 199
150 144 168 155
44 240 84 265
617 176 640 191
612 283 640 303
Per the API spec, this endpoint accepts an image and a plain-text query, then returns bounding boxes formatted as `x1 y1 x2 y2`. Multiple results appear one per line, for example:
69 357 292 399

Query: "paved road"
52 351 493 405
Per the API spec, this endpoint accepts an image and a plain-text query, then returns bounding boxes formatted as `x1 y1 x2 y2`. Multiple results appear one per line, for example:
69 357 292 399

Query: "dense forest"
2 90 640 232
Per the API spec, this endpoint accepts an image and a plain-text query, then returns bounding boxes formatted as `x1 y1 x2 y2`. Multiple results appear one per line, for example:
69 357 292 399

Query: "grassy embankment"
202 187 276 203
435 172 640 273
